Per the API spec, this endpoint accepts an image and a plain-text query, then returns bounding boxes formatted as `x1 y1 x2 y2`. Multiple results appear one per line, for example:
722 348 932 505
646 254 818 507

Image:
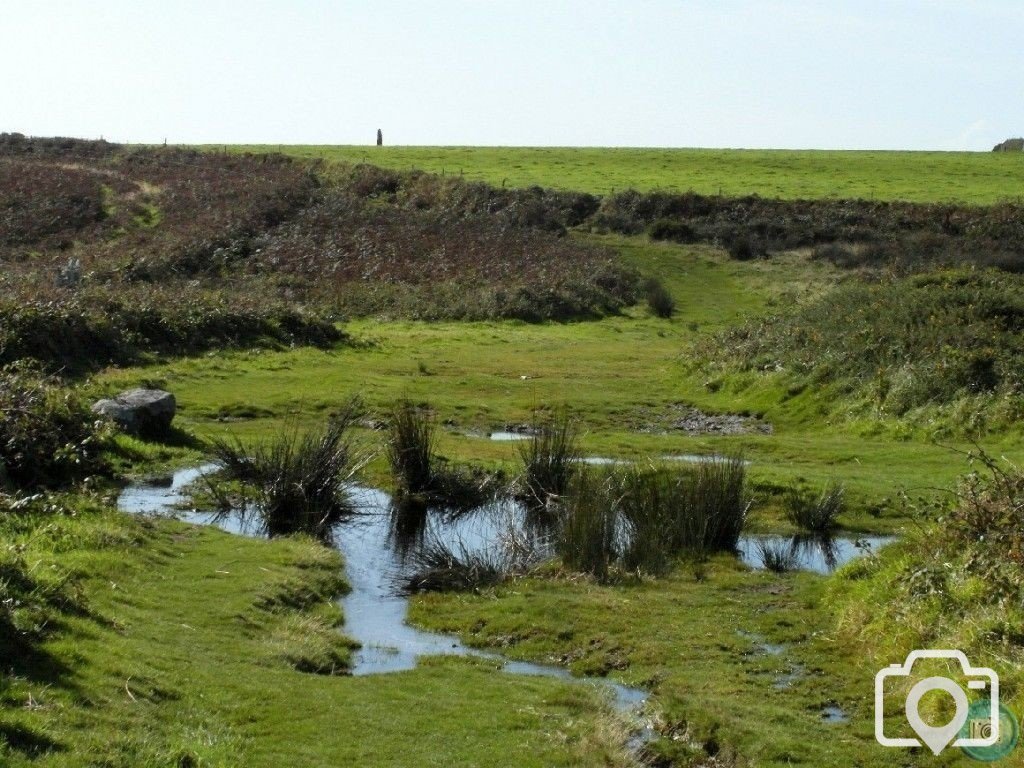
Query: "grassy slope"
1 509 628 767
222 145 1024 203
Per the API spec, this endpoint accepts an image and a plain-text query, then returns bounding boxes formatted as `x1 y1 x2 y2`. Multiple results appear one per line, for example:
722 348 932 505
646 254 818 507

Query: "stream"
117 467 655 745
118 466 893 750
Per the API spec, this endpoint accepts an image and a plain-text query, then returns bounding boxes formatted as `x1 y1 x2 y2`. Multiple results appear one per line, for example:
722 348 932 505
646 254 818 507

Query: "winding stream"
118 466 892 750
117 467 655 743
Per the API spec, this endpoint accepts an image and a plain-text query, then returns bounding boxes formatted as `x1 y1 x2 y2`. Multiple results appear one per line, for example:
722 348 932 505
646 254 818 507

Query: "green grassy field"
220 145 1024 203
8 151 1024 766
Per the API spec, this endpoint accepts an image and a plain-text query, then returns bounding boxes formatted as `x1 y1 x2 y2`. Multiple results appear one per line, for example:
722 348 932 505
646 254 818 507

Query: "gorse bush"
784 481 845 533
644 277 675 318
832 454 1024 682
0 290 343 373
0 365 107 488
594 187 1024 273
209 402 366 540
720 269 1024 417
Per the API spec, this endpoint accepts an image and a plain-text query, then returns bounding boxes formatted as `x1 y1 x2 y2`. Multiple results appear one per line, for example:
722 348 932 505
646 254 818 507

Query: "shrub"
648 218 698 243
727 234 766 261
719 269 1024 417
209 402 365 540
644 277 676 319
831 454 1024 684
784 482 845 533
0 365 107 488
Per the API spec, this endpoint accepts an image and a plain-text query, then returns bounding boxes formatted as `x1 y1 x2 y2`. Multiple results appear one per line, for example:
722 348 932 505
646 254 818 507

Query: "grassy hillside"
6 137 1024 766
223 145 1024 203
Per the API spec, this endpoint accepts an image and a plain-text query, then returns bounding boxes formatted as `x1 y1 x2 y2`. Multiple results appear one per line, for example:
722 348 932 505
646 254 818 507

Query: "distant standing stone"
377 128 383 146
92 389 176 437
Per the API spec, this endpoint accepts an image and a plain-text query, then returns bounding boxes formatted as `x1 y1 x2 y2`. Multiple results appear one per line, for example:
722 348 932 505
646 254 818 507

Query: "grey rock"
92 389 176 436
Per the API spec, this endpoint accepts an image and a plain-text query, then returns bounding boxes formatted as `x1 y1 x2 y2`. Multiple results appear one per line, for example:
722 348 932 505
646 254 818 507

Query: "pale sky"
3 0 1023 150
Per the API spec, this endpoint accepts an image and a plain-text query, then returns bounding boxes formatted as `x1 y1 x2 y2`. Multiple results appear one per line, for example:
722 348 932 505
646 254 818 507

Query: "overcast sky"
3 1 1023 150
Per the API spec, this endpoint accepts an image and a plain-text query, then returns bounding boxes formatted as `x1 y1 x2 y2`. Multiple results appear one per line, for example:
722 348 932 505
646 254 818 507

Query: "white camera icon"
875 649 999 755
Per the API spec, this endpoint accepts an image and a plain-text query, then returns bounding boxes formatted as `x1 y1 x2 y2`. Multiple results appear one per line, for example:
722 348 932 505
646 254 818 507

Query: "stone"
92 388 176 436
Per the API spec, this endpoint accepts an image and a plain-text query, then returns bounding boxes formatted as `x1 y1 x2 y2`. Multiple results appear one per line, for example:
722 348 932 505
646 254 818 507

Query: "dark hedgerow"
648 218 698 244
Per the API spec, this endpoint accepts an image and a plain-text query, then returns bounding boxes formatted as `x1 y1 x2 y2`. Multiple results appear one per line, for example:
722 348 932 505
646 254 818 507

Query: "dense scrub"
595 188 1024 272
249 180 637 321
832 454 1024 695
718 269 1024 419
0 366 107 488
0 138 640 371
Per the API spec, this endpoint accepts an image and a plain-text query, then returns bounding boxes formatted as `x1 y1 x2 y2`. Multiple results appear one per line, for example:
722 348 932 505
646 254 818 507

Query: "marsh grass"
616 468 677 576
556 456 749 581
615 457 749 575
387 399 503 511
519 410 580 510
755 539 799 573
784 481 845 533
399 534 511 594
556 469 621 582
208 400 367 540
387 400 436 494
687 456 750 551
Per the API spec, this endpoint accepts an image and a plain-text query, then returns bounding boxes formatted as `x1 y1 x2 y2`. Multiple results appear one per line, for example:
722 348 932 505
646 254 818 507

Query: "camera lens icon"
875 650 1002 756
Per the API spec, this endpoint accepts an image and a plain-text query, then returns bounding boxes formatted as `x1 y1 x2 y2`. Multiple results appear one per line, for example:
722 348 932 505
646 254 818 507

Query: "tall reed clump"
386 399 501 511
556 469 620 582
519 409 580 509
756 539 799 573
615 456 749 573
615 467 677 576
784 481 845 533
685 456 750 551
209 400 366 540
399 534 511 594
387 400 436 495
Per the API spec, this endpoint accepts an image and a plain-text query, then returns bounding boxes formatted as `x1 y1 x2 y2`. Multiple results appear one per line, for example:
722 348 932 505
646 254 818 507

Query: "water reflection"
737 533 894 574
